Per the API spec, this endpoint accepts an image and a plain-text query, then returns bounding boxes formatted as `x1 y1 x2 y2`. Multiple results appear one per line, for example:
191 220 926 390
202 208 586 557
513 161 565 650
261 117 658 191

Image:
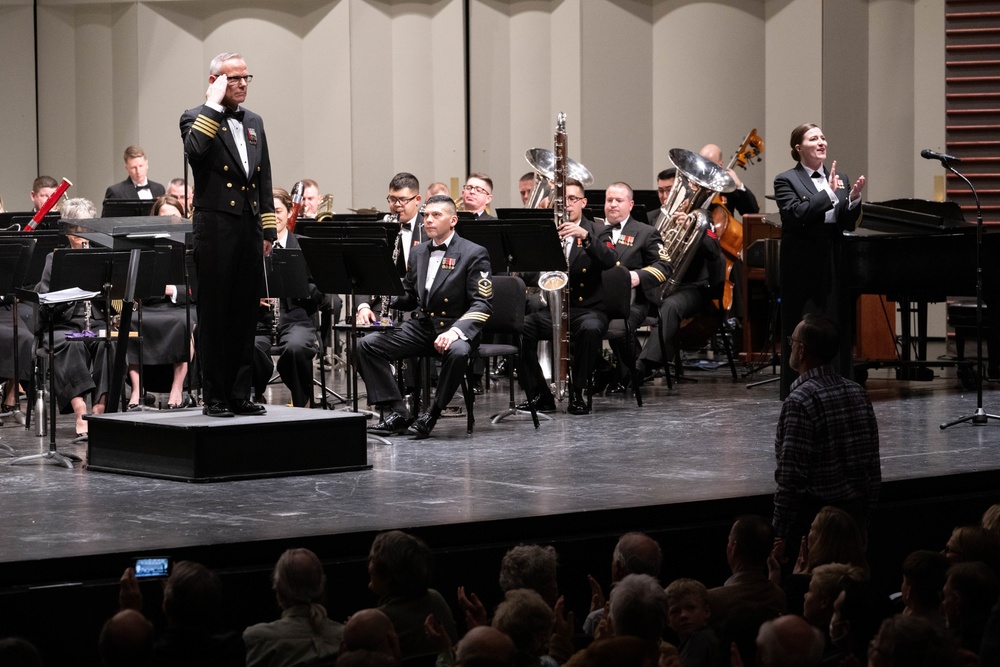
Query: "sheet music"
37 287 101 304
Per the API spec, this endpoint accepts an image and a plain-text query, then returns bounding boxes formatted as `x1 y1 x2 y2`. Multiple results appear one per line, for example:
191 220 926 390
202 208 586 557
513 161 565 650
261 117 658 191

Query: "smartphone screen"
134 557 171 579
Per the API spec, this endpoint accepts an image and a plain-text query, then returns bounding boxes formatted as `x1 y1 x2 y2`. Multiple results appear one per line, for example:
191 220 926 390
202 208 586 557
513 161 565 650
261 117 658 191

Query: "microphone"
921 149 962 164
287 181 304 233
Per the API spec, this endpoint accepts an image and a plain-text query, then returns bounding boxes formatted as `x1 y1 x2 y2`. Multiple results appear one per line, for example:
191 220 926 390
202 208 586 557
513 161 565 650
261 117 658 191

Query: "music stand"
297 237 402 443
0 212 60 231
101 199 155 218
459 217 565 422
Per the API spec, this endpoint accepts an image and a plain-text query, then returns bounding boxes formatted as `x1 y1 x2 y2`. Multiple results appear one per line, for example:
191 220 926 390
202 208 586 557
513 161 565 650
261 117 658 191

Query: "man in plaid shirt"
773 313 881 558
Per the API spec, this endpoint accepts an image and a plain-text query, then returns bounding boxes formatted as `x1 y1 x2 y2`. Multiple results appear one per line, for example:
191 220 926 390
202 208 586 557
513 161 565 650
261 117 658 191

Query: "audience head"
943 525 1000 571
611 532 662 582
716 607 779 667
802 562 866 629
162 560 225 630
942 561 1000 648
790 314 840 372
336 649 400 667
756 615 824 667
805 506 868 573
728 515 775 571
868 614 960 667
609 574 669 644
98 609 154 667
367 530 433 599
498 544 559 607
454 626 515 666
829 579 894 663
982 503 1000 536
0 637 43 667
664 577 709 641
273 547 326 610
900 550 948 616
150 195 185 217
562 636 660 667
342 608 401 662
491 588 553 658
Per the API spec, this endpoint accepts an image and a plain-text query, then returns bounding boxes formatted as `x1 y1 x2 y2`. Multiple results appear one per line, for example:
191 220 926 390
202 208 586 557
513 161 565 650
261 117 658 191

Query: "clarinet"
378 213 401 324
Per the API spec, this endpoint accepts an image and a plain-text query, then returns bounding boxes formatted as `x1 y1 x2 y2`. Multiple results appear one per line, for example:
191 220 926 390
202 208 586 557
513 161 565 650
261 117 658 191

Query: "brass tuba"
652 148 736 301
315 194 335 221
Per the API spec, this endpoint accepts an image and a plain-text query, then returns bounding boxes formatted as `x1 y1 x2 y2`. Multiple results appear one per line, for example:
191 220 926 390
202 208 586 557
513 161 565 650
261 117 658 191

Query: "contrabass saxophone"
538 113 573 401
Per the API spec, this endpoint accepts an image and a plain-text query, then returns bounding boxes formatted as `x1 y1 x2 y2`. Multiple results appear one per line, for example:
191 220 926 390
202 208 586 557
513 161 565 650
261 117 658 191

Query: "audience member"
366 531 458 658
899 550 948 624
498 545 559 608
827 579 894 667
604 573 669 647
983 503 1000 539
801 563 866 661
335 649 399 667
491 588 556 667
0 637 44 667
243 548 344 667
708 515 786 626
584 532 662 636
943 525 1000 573
151 560 246 666
942 561 1000 653
99 609 155 667
756 615 824 667
664 578 718 667
867 614 961 667
980 599 1000 667
562 636 659 667
341 609 401 662
772 314 881 566
453 626 515 667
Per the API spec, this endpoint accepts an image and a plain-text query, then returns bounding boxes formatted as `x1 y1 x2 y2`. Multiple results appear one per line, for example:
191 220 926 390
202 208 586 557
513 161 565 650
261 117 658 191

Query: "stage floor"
1 351 998 568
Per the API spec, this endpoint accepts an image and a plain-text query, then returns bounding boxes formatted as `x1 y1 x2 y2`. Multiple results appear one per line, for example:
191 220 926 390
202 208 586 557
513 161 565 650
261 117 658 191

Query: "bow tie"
400 222 412 231
430 242 448 253
273 240 282 250
224 108 245 122
608 221 623 230
811 171 824 180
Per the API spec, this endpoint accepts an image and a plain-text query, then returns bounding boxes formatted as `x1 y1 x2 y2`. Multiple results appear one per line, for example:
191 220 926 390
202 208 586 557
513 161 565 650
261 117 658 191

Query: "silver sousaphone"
524 148 594 208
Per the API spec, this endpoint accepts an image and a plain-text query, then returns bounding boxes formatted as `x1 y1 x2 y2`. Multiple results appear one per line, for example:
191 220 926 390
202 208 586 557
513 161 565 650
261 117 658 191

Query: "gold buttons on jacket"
444 298 449 303
224 165 229 171
616 261 621 266
230 201 236 207
578 297 583 302
439 322 444 327
582 268 587 273
227 183 233 188
430 312 435 317
241 186 246 191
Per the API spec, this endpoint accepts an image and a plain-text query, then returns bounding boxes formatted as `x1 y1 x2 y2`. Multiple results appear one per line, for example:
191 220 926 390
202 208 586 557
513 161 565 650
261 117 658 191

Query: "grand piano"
742 200 998 385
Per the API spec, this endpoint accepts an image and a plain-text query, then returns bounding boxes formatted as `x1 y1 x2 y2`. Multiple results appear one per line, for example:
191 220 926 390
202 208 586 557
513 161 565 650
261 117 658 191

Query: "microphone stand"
940 158 999 428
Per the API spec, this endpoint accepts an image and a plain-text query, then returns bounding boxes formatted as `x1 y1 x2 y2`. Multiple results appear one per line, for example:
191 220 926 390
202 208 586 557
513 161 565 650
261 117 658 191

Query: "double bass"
711 129 763 311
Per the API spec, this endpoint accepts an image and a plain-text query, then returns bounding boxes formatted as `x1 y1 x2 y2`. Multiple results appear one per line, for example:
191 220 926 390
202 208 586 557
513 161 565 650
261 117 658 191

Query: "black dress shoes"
471 378 484 395
368 412 413 436
406 411 439 439
231 399 267 416
567 391 590 415
515 394 557 413
203 403 234 418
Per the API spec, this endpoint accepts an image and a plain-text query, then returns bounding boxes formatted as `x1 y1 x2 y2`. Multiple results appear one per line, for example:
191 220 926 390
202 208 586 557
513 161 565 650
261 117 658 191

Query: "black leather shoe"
203 403 234 418
368 412 413 435
231 399 267 416
406 411 439 439
515 394 557 413
491 359 510 379
567 391 590 415
471 378 484 395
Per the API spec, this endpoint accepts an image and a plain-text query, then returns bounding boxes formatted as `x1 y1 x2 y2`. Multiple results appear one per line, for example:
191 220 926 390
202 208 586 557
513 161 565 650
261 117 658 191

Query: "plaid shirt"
773 365 881 537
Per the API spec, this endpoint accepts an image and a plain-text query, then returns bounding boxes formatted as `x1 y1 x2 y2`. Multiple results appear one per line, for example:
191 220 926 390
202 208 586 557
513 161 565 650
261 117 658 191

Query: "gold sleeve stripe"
261 212 277 229
641 267 667 283
192 115 220 138
459 313 491 322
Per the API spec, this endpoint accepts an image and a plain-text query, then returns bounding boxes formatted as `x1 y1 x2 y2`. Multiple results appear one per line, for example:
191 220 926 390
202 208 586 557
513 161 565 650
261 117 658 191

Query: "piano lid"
860 199 969 234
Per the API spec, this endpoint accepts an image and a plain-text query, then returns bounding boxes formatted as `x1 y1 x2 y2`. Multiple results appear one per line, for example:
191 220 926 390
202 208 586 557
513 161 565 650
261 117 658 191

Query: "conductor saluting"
180 52 277 417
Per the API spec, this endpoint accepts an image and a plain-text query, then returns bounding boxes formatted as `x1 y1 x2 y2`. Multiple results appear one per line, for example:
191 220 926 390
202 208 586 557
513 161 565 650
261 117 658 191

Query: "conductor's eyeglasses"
227 75 254 85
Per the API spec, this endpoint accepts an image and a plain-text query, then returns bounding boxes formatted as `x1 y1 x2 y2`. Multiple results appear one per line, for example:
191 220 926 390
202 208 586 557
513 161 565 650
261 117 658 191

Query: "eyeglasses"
462 184 491 196
566 195 586 203
387 195 417 206
226 75 254 85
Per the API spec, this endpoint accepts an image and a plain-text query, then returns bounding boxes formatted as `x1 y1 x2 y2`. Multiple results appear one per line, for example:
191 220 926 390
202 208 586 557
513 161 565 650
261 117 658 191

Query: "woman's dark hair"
789 123 820 162
368 530 432 598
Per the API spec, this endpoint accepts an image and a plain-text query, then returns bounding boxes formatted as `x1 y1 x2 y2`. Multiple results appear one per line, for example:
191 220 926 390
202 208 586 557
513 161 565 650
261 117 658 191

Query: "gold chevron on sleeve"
261 212 277 229
459 312 490 323
641 266 668 283
192 114 221 138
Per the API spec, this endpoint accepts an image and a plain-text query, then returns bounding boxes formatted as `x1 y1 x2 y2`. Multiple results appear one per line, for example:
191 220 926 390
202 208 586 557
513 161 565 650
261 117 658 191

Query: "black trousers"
638 285 705 367
253 323 317 407
354 318 474 413
520 307 608 399
193 211 263 406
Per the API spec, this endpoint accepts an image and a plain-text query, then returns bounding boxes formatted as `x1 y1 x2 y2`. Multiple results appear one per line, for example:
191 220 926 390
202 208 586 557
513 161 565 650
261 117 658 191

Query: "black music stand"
0 242 34 442
459 218 565 422
939 163 1000 428
101 199 155 218
297 237 402 439
0 212 60 231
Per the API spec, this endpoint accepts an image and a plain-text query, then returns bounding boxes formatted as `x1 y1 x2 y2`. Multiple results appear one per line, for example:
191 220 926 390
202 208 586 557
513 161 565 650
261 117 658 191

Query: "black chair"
645 300 739 386
461 276 539 434
599 265 643 407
